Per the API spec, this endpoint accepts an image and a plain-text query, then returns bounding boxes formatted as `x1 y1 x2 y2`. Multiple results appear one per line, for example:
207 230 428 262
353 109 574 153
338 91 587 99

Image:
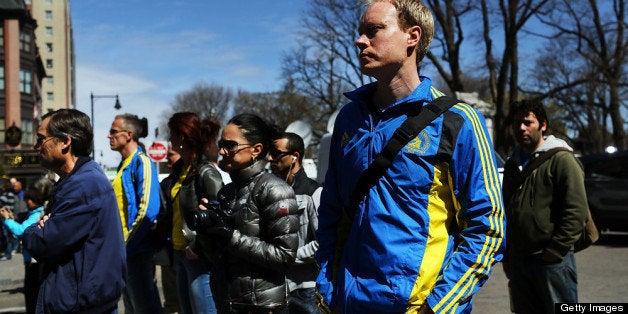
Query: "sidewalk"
0 250 169 313
0 250 26 314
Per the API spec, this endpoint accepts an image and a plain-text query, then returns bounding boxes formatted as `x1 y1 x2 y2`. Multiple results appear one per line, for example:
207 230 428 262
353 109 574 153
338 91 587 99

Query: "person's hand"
38 214 50 229
541 250 561 263
208 222 234 239
185 245 199 260
198 197 209 210
0 208 9 219
204 209 233 239
198 198 233 239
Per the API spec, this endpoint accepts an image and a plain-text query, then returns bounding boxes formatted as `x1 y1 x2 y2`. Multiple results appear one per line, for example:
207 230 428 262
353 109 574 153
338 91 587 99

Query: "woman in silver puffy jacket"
202 113 300 314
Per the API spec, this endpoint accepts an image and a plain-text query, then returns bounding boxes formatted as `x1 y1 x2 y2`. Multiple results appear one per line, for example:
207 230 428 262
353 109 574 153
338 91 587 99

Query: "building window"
45 10 53 20
46 59 53 68
0 66 4 90
20 31 32 52
0 26 4 46
46 0 52 4
46 42 53 52
20 120 34 145
25 0 32 4
46 76 54 86
0 118 5 143
47 92 54 101
19 69 32 93
45 27 52 37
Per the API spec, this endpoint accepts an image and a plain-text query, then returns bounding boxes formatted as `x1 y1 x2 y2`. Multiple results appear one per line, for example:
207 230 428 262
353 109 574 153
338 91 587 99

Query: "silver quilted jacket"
212 160 300 309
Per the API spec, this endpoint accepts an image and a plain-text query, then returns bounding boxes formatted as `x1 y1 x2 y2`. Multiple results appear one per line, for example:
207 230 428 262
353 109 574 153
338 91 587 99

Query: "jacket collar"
229 159 267 186
344 76 434 114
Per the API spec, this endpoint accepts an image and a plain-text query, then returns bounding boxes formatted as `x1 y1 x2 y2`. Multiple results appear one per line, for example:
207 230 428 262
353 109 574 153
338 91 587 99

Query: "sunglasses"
218 139 251 152
34 135 55 148
269 148 291 159
109 129 131 135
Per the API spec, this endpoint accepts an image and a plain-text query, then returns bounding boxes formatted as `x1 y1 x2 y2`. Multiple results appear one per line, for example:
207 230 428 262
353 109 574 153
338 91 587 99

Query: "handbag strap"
348 96 458 209
520 147 571 179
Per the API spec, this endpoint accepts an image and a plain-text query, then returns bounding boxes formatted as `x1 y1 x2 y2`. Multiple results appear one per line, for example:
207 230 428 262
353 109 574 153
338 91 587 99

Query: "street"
1 232 627 313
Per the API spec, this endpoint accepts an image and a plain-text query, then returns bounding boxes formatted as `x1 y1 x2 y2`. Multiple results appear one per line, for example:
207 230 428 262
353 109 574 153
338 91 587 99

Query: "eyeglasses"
218 139 251 153
34 135 55 148
109 129 130 135
269 148 291 159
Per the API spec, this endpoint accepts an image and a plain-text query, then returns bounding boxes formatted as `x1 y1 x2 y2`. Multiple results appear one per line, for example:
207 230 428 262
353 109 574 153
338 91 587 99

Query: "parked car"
579 151 628 232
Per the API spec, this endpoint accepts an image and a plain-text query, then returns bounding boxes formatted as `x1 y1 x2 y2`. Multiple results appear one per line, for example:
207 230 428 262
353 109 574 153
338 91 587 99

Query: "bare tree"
234 79 328 136
159 81 234 134
425 0 473 93
477 0 553 155
280 0 625 155
534 0 626 151
530 37 608 153
281 0 366 130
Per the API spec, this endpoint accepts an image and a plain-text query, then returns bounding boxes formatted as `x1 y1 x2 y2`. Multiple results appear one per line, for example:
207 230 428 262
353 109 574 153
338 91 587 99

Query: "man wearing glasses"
109 114 162 313
24 109 126 313
268 132 321 314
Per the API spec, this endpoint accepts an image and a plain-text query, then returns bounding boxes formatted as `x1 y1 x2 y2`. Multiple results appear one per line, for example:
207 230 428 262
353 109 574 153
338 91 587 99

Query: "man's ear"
407 25 421 48
61 135 72 153
292 152 301 164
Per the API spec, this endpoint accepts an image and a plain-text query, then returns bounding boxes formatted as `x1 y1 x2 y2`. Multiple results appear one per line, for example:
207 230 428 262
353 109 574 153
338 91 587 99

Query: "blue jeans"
289 288 321 314
174 250 217 314
509 251 578 314
2 226 18 259
123 251 163 314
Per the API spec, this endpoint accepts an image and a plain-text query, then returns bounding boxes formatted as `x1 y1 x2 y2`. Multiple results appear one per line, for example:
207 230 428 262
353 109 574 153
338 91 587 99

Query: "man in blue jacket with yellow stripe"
110 114 162 313
315 1 505 313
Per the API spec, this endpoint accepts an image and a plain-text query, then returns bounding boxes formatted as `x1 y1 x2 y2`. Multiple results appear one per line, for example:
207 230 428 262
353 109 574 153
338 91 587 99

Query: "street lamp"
90 92 122 159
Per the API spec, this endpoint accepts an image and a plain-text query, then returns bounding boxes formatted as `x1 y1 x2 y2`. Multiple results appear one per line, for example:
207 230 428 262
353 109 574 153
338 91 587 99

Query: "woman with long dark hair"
201 113 300 313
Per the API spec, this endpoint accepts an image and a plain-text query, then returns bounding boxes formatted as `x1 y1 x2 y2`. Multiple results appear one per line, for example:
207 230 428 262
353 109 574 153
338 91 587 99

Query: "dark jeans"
123 251 163 314
289 288 321 314
509 251 578 314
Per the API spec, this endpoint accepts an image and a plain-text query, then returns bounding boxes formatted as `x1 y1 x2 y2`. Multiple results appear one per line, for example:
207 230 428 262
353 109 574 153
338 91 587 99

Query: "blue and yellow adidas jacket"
114 147 160 254
315 78 505 313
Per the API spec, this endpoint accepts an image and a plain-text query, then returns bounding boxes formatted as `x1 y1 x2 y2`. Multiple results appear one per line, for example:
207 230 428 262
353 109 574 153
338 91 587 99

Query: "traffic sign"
147 141 168 162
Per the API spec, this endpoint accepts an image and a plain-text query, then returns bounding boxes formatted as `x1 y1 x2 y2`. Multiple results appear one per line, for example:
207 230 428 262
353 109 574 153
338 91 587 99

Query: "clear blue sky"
71 1 306 168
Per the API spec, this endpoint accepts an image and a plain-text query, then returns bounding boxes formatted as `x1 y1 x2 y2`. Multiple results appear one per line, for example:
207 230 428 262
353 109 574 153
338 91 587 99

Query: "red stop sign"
147 141 168 162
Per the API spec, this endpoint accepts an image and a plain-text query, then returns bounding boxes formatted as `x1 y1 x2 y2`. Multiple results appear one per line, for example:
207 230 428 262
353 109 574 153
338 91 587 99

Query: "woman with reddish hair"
160 111 223 314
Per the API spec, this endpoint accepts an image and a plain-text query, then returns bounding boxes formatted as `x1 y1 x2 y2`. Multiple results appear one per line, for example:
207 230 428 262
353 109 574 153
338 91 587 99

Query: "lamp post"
90 92 122 159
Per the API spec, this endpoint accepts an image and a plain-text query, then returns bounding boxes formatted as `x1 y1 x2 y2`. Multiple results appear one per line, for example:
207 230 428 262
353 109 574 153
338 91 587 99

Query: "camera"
187 200 221 231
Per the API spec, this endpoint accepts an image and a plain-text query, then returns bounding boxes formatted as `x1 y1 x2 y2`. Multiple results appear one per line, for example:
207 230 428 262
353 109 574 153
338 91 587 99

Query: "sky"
70 1 307 168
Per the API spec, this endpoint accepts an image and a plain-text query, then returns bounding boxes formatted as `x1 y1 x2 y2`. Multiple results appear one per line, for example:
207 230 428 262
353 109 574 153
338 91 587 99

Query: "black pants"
24 263 42 314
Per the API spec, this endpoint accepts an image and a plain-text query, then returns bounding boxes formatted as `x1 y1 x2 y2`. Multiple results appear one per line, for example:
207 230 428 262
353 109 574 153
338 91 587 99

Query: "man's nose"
356 34 368 49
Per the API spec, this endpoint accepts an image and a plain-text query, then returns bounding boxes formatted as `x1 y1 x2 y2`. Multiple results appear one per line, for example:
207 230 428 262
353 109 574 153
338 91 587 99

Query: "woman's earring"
179 136 184 150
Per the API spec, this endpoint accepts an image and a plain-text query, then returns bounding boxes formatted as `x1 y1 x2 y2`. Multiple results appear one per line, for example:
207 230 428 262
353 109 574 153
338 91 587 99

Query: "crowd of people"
0 1 591 314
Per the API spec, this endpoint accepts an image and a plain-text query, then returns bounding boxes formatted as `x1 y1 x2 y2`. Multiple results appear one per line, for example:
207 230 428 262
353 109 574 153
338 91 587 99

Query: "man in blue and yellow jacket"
110 113 162 313
315 1 505 313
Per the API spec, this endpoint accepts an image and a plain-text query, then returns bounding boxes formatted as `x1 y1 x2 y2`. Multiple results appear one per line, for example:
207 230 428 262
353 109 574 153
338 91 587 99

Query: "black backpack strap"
348 96 459 210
